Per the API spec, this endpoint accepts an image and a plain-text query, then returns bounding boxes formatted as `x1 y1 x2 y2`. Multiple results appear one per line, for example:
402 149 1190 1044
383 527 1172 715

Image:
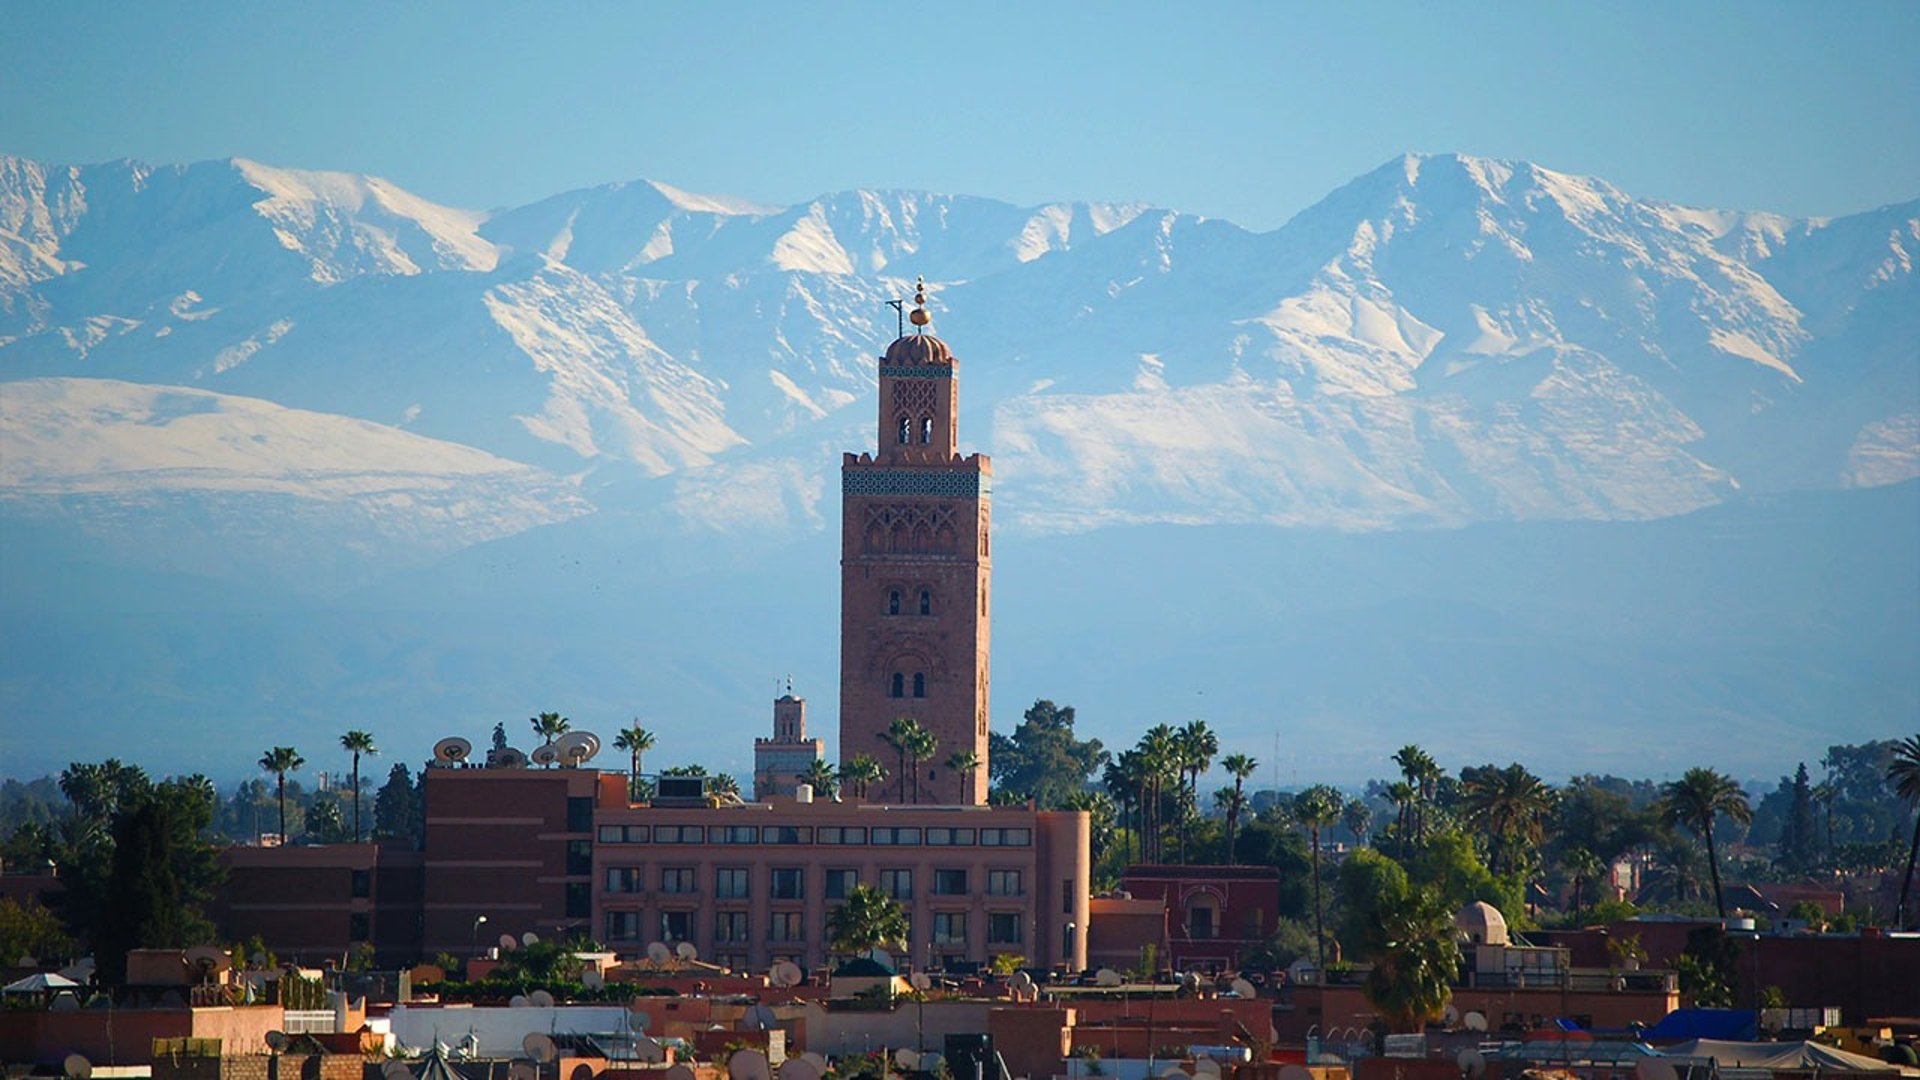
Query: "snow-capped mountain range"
1 151 1914 781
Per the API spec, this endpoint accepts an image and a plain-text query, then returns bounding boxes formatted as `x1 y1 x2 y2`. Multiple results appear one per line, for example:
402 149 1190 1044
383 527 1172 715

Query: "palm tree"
708 773 741 799
529 712 570 764
800 758 839 799
1887 734 1920 929
1563 847 1604 922
1363 886 1460 1032
259 746 306 842
841 754 885 799
1394 745 1441 842
884 717 916 803
1175 720 1218 862
613 722 655 801
1659 766 1752 919
1103 753 1143 864
1385 780 1417 857
1461 763 1556 877
1342 798 1373 848
1139 724 1178 863
947 749 980 802
906 724 938 803
825 883 910 956
1220 753 1257 862
338 730 377 843
1293 784 1343 970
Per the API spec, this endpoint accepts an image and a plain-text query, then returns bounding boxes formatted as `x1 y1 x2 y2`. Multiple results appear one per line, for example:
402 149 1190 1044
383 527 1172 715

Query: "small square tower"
753 690 824 800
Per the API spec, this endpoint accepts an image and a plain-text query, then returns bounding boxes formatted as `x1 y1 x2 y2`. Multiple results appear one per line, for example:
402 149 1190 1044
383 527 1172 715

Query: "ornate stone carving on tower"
840 281 991 806
754 685 825 800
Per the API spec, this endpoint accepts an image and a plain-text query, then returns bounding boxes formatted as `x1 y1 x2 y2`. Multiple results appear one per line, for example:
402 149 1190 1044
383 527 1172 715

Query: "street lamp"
1064 921 1077 968
472 914 489 953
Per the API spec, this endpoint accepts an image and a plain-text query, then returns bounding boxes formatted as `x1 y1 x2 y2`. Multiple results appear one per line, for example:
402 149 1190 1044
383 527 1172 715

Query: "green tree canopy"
988 700 1110 809
826 883 909 955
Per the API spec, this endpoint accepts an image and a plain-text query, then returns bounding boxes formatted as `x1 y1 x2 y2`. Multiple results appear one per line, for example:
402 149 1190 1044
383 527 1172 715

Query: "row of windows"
889 672 927 698
605 866 1025 900
896 416 936 444
606 908 1025 947
887 588 934 616
597 824 1033 847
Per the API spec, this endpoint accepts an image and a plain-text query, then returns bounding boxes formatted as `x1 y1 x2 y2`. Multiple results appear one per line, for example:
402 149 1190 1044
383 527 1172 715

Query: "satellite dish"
499 933 519 951
583 968 605 989
521 931 541 947
383 1061 414 1080
1463 1010 1488 1032
529 989 555 1008
635 1038 666 1064
434 737 472 764
910 971 932 991
1458 1050 1486 1079
782 1059 823 1080
1010 971 1034 993
665 1066 697 1080
524 1033 558 1063
555 732 592 765
676 941 699 961
895 1049 921 1069
531 745 560 767
647 942 672 964
729 1049 772 1080
509 995 530 1009
1159 1065 1188 1079
745 1003 778 1031
1194 1060 1223 1078
187 945 232 976
773 960 804 987
1095 967 1123 987
63 1054 92 1080
919 1054 944 1077
494 748 529 769
1443 1004 1461 1027
1636 1061 1679 1080
801 1053 829 1073
630 1005 653 1032
264 1031 289 1052
1230 977 1257 999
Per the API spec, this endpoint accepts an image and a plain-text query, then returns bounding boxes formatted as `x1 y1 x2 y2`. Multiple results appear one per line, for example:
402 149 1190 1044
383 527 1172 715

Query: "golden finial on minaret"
909 274 931 332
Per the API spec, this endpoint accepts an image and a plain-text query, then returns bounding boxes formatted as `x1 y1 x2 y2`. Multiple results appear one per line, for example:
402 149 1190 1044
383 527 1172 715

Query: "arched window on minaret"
919 589 932 615
891 673 905 698
912 672 926 698
920 416 933 444
888 589 901 615
897 417 911 445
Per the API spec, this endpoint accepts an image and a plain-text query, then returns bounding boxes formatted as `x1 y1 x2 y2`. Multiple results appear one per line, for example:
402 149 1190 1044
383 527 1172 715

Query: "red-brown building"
1117 865 1283 972
214 843 422 966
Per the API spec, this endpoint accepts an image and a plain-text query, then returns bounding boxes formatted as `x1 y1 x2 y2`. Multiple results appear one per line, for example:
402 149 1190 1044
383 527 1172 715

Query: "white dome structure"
1455 900 1510 946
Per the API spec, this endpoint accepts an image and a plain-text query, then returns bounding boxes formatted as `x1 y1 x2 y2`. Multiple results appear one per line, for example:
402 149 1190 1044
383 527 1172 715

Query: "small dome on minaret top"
883 334 954 367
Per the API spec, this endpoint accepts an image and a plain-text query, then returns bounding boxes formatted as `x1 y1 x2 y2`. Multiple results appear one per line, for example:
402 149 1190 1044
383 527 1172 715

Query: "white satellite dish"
630 1005 653 1032
895 1049 921 1069
1010 970 1034 994
773 960 804 987
729 1048 772 1080
63 1054 92 1080
531 745 560 767
529 988 555 1008
1458 1050 1486 1079
509 994 531 1009
494 747 529 769
1095 967 1123 987
1443 1004 1461 1027
582 968 605 989
499 933 519 951
1194 1059 1223 1078
664 1066 697 1080
524 1033 558 1063
187 945 232 976
264 1031 289 1052
910 972 932 991
1463 1010 1488 1032
635 1037 666 1064
434 737 472 764
781 1059 822 1080
383 1060 414 1080
676 941 699 961
555 732 593 766
1230 977 1257 999
745 1003 778 1031
521 931 541 947
647 941 672 964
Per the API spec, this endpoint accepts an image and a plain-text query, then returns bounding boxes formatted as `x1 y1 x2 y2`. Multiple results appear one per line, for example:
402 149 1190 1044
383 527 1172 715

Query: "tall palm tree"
1659 766 1752 919
1461 763 1556 877
1293 784 1344 970
946 749 980 802
338 730 377 843
1221 753 1258 862
826 883 910 957
1175 720 1218 862
1385 781 1417 857
1139 725 1178 863
1887 734 1920 929
529 712 570 765
1394 745 1441 843
1342 798 1373 848
1363 886 1460 1032
841 754 885 799
259 746 305 842
1563 847 1604 922
1103 753 1142 864
884 717 916 803
613 722 655 801
905 724 938 803
801 758 839 799
708 773 741 799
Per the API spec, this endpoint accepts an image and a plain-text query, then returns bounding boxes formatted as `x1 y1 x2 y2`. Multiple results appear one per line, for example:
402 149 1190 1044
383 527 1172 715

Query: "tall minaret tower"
839 280 991 805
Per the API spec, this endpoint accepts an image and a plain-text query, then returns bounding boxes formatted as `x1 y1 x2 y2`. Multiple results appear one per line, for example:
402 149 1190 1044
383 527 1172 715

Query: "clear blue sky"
4 2 1916 230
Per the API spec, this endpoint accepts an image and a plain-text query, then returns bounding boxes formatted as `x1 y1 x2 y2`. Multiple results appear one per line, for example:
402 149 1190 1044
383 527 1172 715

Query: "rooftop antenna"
885 297 905 337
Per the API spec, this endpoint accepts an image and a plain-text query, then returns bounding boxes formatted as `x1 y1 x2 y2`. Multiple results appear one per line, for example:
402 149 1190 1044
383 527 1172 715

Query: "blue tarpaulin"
1641 1009 1759 1042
